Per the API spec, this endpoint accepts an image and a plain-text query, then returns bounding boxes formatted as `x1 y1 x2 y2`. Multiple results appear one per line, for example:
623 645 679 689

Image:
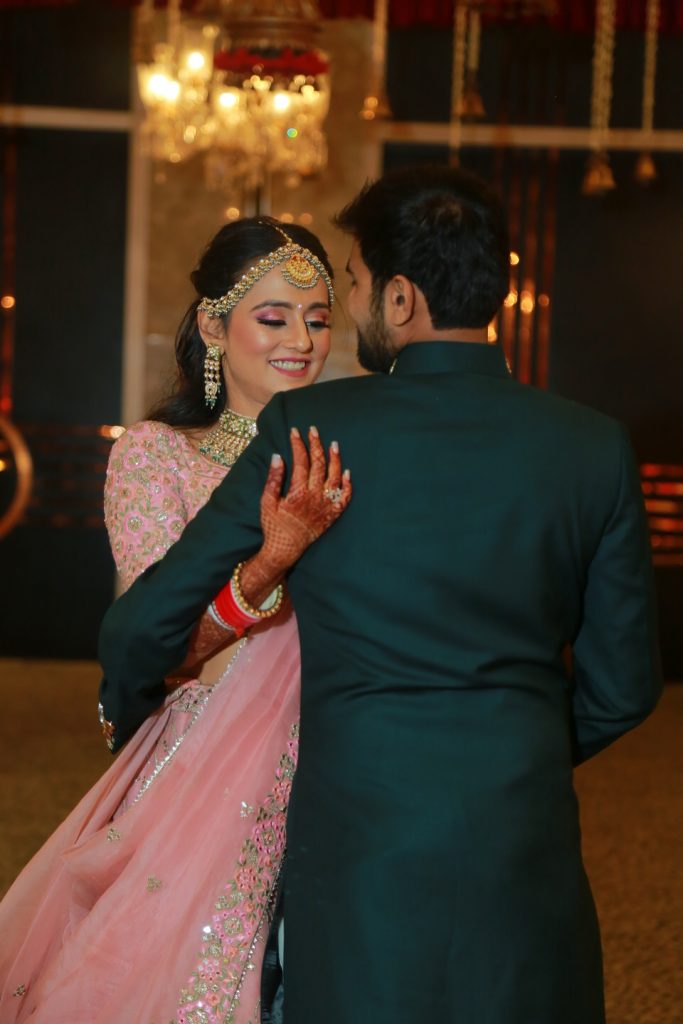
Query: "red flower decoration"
214 47 329 77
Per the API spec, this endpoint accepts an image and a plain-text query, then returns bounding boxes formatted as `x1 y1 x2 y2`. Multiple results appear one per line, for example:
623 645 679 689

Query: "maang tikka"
204 344 222 409
198 227 334 320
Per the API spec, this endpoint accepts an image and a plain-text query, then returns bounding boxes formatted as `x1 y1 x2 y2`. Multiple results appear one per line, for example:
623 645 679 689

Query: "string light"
520 291 535 314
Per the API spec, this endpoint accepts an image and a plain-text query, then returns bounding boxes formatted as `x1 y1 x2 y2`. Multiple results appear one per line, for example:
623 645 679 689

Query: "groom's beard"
356 292 399 373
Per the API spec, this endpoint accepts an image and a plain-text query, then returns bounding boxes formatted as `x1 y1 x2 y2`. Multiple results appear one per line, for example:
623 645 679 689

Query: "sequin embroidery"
117 641 247 811
105 421 225 592
176 722 299 1024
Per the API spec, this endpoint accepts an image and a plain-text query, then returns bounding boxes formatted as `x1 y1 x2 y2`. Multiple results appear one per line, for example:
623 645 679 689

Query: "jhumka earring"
204 344 222 409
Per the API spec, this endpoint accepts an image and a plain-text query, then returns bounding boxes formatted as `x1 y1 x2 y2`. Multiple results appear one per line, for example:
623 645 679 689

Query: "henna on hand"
239 426 352 608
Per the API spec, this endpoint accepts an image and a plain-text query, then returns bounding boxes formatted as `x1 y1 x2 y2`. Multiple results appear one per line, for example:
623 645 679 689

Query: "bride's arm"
197 425 351 644
99 395 351 752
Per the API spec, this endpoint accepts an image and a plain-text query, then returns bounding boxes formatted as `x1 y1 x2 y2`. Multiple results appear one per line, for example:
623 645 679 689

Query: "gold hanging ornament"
450 1 560 151
203 344 222 409
460 9 485 120
635 0 660 184
360 0 392 120
582 0 617 196
449 2 469 164
132 0 155 65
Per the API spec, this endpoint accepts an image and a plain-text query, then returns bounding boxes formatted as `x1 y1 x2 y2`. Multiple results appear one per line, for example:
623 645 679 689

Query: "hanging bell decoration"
634 152 657 184
449 2 469 163
582 0 617 196
582 151 616 196
460 71 486 119
635 0 660 184
459 9 485 120
360 0 392 120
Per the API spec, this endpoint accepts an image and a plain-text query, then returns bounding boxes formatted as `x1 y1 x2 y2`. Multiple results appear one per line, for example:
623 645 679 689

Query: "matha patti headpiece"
198 227 334 319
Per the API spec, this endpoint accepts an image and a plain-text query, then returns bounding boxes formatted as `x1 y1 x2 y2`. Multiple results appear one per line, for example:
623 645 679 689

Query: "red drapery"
0 0 682 33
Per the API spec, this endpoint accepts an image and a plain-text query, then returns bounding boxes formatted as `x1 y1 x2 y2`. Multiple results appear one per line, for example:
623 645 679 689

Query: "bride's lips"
269 359 311 378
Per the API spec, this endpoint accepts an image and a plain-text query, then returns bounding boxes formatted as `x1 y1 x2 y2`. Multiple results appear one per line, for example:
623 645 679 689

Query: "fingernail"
291 427 300 438
331 441 339 454
271 453 282 466
309 425 319 437
343 468 351 480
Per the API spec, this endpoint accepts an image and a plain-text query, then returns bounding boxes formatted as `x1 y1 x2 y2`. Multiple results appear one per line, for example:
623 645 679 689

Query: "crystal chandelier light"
135 0 331 193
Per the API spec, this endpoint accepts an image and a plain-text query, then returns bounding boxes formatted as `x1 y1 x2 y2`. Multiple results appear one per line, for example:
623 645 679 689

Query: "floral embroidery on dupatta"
176 722 299 1024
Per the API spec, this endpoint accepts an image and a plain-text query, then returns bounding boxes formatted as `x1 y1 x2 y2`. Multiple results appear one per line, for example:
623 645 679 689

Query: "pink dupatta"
0 420 301 1023
0 610 301 1023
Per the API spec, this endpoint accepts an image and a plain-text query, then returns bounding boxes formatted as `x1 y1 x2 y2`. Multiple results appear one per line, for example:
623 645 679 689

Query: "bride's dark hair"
149 217 333 428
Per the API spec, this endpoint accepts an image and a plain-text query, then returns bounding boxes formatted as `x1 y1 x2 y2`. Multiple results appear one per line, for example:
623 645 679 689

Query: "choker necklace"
198 409 258 468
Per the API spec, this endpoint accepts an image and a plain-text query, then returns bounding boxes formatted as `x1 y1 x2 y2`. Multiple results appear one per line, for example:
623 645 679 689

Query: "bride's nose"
287 318 315 352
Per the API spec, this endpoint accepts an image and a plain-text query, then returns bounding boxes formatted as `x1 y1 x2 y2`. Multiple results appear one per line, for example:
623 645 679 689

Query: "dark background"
0 6 681 673
0 5 130 657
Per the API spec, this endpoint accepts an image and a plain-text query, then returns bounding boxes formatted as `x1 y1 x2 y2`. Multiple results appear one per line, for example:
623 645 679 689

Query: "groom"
99 165 661 1023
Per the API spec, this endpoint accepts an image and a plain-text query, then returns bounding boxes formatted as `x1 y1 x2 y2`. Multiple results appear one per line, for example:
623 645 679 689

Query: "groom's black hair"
334 163 510 329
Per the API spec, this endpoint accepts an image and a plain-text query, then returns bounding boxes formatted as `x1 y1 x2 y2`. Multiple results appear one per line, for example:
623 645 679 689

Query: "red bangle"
212 581 260 638
211 563 284 638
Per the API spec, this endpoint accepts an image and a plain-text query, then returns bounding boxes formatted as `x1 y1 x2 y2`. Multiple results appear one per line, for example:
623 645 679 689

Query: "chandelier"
134 0 331 193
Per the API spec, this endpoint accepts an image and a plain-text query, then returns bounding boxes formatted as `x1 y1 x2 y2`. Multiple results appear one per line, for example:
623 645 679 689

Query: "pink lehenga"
0 421 300 1024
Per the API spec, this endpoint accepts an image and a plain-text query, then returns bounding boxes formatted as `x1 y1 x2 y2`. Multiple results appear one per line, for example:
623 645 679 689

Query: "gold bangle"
231 561 284 620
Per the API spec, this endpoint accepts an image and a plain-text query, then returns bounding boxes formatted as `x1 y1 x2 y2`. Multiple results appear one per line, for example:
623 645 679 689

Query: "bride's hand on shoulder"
220 429 351 620
260 425 352 573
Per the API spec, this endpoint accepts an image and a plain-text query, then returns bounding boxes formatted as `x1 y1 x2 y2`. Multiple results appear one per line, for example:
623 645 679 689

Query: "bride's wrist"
252 543 294 580
238 553 285 607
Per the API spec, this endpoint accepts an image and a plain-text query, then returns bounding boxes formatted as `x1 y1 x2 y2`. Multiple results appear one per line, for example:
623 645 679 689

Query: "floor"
0 659 681 1022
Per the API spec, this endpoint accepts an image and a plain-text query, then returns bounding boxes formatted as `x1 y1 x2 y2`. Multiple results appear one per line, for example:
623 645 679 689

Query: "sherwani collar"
391 341 510 378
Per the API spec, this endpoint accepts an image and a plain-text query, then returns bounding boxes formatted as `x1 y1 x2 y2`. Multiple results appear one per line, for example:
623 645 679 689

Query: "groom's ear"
385 274 415 327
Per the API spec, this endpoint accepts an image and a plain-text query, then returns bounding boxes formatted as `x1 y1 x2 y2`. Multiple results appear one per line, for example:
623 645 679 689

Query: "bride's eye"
306 320 329 331
257 318 287 327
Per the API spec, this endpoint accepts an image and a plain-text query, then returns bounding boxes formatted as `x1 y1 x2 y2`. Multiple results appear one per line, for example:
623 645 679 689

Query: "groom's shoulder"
275 373 626 451
280 372 378 413
518 383 623 439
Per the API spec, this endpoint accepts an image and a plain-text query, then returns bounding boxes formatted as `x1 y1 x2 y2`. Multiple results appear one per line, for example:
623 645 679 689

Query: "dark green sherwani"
99 342 662 1024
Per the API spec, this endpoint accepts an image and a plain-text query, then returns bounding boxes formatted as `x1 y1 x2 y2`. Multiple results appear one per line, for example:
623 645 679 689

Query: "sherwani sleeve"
571 424 663 764
98 394 288 751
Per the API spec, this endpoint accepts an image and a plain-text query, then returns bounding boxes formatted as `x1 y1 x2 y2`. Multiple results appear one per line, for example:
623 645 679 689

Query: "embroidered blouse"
104 419 232 665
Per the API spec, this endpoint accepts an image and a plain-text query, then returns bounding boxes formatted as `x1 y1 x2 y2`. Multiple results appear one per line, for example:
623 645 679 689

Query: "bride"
0 216 349 1024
